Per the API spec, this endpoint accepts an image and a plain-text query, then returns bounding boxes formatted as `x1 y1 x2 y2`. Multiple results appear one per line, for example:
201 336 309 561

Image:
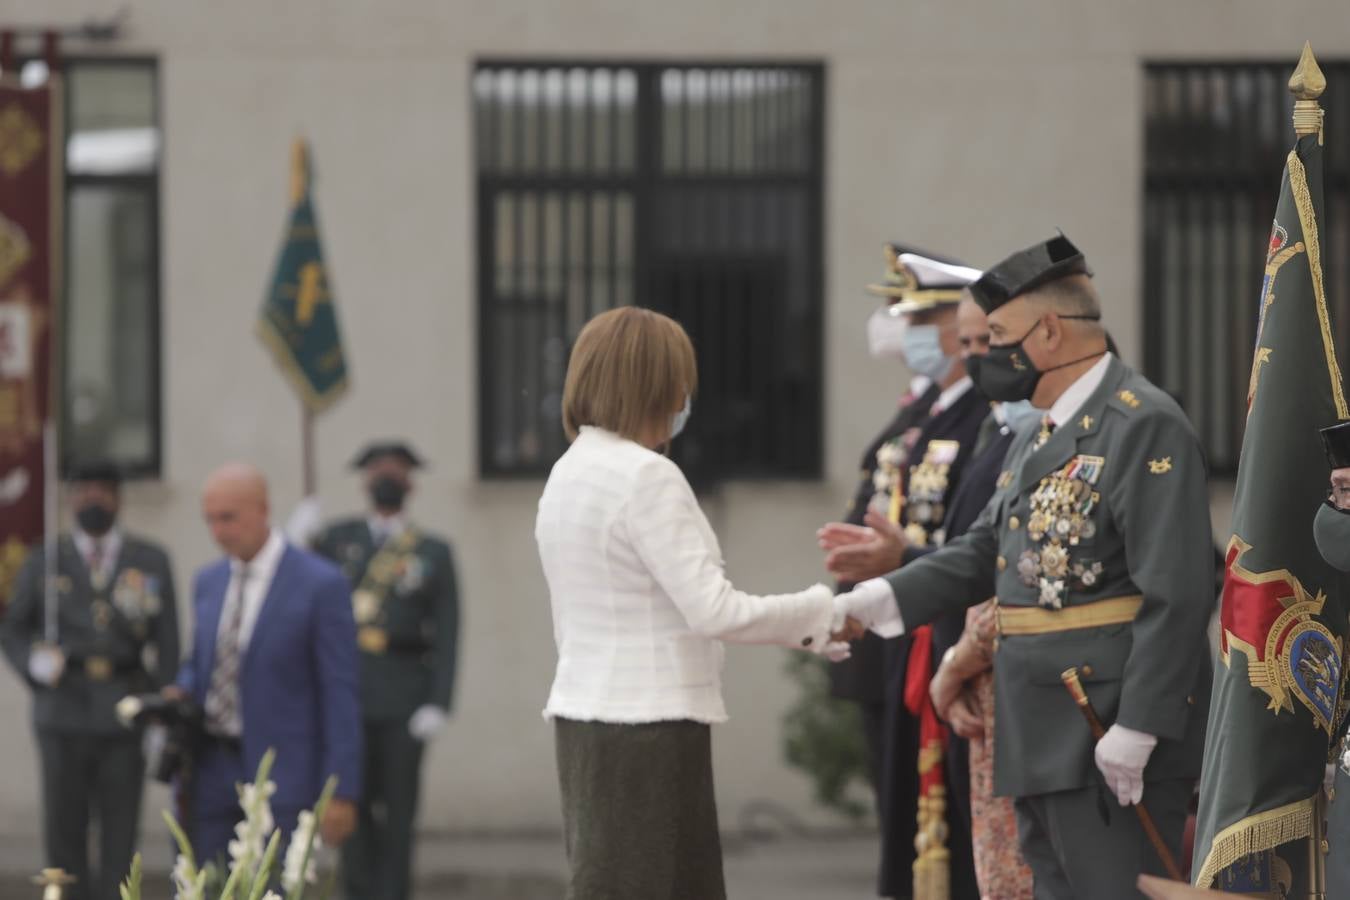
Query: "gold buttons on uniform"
1081 664 1095 678
997 556 1007 571
1009 516 1021 531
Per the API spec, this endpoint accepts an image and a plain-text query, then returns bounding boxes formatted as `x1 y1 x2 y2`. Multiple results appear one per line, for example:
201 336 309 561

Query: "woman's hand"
930 655 963 722
946 688 985 741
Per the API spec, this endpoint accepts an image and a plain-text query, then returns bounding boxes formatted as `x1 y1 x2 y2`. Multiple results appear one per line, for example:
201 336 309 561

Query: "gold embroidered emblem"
1148 457 1173 475
0 213 32 289
0 104 44 177
997 470 1013 489
1118 390 1140 409
1080 415 1094 430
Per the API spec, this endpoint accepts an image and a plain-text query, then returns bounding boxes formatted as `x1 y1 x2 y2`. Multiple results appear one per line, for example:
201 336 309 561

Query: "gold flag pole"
1289 41 1329 900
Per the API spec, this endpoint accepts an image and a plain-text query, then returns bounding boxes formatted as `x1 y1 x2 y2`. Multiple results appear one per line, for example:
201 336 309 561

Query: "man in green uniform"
0 463 179 900
312 442 460 900
836 235 1213 899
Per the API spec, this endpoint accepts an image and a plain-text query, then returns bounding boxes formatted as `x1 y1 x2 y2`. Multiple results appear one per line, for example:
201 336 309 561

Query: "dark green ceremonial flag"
1193 46 1350 893
256 139 349 412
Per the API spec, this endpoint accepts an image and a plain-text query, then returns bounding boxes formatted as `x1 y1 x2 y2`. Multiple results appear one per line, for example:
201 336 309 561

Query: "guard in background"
312 442 460 900
0 463 179 900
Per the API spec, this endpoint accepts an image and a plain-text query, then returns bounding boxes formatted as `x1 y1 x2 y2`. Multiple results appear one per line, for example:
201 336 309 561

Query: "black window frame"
1142 59 1350 476
25 54 164 479
473 58 826 483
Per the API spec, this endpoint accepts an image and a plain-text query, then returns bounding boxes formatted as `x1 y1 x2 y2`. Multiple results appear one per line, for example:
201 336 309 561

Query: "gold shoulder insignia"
1118 390 1141 409
1080 415 1094 430
1148 457 1173 475
997 470 1013 489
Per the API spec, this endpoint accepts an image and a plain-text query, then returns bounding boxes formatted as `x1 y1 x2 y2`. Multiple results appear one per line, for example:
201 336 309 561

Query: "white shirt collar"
369 513 407 539
932 376 974 414
72 526 121 559
1046 353 1114 427
232 528 286 581
908 375 932 399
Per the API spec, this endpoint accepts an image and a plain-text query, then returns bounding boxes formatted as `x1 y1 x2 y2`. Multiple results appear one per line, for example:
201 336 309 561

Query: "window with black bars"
9 56 163 476
474 61 824 482
1143 62 1350 474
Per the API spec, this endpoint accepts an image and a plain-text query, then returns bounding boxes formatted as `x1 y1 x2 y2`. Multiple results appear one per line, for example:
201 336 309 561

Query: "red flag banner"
0 75 61 610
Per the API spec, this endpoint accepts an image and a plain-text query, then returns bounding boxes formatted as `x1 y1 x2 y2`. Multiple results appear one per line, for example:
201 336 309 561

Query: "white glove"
28 645 65 687
408 704 448 742
820 642 852 662
285 495 325 546
1094 724 1157 806
834 578 903 638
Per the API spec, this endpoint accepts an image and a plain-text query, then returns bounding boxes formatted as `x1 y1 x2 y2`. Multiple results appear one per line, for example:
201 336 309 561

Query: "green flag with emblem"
1192 44 1350 894
256 138 349 412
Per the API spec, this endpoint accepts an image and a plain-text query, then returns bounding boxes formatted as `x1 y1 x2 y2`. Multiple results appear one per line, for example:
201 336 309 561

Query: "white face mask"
998 399 1041 433
867 307 910 360
671 396 692 440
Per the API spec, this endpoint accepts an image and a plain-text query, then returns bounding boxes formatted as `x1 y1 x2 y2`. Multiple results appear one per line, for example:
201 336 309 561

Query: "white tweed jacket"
537 427 833 724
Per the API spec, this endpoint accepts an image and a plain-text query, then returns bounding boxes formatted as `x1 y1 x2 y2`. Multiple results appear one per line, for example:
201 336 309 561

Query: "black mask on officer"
1315 501 1350 572
369 477 409 512
976 316 1106 402
76 503 116 536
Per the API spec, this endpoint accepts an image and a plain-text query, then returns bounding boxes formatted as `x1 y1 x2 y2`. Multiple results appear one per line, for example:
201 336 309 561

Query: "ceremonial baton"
1061 667 1184 882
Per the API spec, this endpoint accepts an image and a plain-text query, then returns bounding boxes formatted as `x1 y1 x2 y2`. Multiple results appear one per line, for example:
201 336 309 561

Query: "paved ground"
0 830 881 899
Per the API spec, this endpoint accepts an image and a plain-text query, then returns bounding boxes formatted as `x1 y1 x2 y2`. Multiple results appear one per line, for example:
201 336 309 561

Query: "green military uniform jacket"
313 519 459 722
883 357 1213 798
0 533 179 735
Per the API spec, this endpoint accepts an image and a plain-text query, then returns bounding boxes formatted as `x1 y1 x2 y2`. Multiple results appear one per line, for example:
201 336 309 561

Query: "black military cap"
351 441 424 469
67 461 123 487
968 234 1092 314
866 243 981 313
1321 421 1350 469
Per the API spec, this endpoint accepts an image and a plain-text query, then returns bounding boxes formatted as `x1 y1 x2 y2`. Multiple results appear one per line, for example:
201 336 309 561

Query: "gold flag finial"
289 138 309 205
1290 42 1326 140
1290 42 1326 101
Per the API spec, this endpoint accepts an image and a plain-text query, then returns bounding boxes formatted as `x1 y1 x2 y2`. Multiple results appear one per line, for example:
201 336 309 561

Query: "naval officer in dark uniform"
837 235 1214 899
825 244 946 805
312 442 460 900
0 463 179 900
823 248 989 898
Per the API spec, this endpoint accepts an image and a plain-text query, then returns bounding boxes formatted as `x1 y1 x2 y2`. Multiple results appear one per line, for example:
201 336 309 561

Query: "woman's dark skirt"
555 717 727 900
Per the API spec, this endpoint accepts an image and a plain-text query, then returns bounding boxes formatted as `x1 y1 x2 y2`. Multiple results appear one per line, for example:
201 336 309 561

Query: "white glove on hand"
28 645 65 687
408 704 448 742
1094 724 1157 806
285 495 325 546
833 578 903 638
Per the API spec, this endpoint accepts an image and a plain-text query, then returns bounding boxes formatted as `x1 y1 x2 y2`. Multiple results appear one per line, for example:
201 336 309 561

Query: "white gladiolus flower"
281 810 320 891
229 779 278 883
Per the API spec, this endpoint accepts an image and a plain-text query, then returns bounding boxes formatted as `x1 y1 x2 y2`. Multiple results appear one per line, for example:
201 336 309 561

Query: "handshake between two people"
817 509 911 661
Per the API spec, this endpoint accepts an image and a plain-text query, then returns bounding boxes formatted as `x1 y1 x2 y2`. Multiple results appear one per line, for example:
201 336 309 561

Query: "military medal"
1019 455 1107 608
353 589 380 625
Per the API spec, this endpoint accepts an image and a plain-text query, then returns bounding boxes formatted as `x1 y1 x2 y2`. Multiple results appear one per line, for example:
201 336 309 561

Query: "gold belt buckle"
84 656 113 682
358 626 389 655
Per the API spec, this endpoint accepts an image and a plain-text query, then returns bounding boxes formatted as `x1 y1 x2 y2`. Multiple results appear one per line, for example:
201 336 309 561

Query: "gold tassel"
913 787 951 900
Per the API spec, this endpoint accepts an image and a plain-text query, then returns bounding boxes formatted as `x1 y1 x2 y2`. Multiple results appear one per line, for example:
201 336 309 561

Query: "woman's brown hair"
562 307 698 443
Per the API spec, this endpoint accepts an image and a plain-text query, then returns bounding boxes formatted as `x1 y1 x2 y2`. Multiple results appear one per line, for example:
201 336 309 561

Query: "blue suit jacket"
178 543 363 809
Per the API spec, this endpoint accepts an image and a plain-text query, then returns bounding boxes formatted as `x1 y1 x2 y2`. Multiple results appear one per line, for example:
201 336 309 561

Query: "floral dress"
964 601 1035 900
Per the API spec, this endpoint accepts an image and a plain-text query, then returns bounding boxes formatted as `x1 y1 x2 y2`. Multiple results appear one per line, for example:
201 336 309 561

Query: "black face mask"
76 504 116 536
978 316 1104 402
369 477 408 512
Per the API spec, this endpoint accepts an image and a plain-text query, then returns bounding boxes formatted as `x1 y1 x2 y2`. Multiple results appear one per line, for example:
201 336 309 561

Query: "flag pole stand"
1309 790 1326 900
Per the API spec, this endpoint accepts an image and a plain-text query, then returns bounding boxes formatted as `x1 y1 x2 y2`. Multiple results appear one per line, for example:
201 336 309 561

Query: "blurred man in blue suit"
169 463 362 863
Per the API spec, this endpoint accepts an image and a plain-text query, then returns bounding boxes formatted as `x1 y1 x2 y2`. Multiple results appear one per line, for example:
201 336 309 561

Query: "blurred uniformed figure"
0 463 179 900
312 442 460 900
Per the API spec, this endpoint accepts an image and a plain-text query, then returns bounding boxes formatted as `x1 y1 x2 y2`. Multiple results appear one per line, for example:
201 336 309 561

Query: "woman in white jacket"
536 307 854 899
